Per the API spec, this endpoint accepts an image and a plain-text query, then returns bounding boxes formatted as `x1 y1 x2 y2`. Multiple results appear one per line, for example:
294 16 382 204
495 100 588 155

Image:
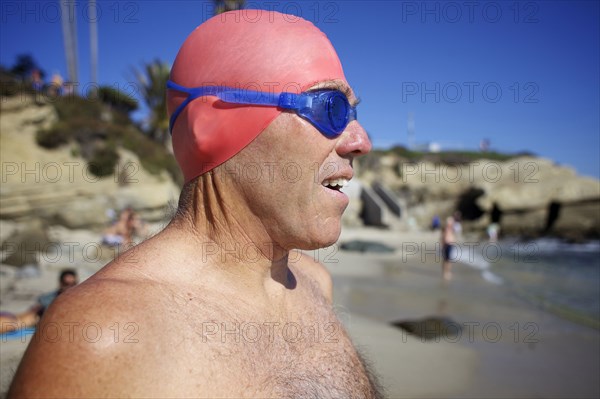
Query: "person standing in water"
441 216 456 280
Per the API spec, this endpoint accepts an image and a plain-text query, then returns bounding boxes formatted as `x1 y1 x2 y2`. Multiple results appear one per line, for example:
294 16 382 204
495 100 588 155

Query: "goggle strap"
277 93 297 109
168 81 288 134
167 80 216 135
167 81 355 137
217 89 279 106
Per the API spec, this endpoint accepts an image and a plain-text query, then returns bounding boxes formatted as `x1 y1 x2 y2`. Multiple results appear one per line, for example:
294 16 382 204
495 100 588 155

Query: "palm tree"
89 0 99 88
60 0 79 89
132 60 171 144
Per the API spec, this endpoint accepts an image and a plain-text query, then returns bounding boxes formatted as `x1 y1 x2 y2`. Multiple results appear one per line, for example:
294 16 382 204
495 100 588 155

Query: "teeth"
322 178 350 188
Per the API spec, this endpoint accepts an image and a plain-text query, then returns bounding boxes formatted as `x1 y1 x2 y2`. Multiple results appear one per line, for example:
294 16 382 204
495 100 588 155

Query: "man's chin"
301 226 342 251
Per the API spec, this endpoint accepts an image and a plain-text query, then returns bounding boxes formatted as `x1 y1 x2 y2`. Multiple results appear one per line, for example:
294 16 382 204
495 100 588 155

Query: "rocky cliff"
1 96 180 267
358 153 600 241
1 96 179 224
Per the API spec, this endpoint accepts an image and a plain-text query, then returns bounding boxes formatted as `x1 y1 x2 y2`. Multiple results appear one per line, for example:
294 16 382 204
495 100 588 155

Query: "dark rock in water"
340 240 395 253
391 316 462 340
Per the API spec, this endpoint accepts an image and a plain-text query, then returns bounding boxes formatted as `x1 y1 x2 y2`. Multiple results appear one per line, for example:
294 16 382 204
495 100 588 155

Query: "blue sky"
1 0 599 178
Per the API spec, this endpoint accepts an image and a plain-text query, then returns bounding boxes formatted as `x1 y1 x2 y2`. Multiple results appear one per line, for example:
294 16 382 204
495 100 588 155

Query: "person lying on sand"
102 208 148 248
9 11 382 398
0 269 78 334
102 208 135 247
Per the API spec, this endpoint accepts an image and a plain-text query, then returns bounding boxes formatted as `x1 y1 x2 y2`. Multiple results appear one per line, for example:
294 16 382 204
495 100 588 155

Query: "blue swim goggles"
167 80 357 138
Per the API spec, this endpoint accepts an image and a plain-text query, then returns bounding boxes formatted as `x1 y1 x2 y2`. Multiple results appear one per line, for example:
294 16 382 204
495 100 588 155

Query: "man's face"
224 80 371 251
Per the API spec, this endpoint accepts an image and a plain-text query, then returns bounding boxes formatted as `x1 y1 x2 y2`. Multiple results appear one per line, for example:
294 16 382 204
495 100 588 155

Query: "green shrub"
88 145 120 177
98 85 138 114
364 147 519 167
0 80 34 97
53 96 102 120
36 122 72 148
35 93 182 184
119 125 182 185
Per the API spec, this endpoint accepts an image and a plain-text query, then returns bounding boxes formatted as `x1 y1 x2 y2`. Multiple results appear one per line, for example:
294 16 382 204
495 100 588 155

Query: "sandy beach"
322 227 600 398
1 227 599 398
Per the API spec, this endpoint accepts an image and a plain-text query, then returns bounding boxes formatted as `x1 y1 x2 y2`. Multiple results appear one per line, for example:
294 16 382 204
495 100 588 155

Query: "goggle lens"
328 93 349 132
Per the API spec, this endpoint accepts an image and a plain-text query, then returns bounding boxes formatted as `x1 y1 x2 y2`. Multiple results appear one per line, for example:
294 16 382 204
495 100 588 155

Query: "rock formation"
1 96 179 268
358 153 600 240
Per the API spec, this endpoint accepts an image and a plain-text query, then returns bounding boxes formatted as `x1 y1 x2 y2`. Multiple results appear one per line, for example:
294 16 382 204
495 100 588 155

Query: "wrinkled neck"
168 171 292 287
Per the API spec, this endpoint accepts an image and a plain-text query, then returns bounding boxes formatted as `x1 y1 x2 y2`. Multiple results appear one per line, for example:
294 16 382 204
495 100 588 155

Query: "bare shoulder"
7 259 216 398
291 250 334 304
8 273 150 397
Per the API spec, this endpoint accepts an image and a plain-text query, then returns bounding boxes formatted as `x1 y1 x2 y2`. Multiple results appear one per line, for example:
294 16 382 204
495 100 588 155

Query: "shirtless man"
9 11 381 398
441 216 457 280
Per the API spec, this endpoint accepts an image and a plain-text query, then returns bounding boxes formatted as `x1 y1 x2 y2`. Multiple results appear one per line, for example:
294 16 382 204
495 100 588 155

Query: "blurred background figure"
30 68 43 92
452 211 463 239
487 222 500 242
102 208 149 248
0 269 78 334
430 214 441 231
441 216 456 281
48 72 63 96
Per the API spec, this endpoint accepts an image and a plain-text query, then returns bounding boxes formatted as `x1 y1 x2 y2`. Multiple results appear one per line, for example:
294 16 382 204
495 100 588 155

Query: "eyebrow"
340 86 361 107
309 81 360 106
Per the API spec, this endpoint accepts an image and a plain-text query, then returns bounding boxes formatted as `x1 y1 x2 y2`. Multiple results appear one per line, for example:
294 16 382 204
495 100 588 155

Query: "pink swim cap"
168 10 347 183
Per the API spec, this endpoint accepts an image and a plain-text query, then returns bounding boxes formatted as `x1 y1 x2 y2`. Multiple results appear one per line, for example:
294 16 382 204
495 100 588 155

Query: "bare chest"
161 294 379 398
192 315 376 397
125 265 381 398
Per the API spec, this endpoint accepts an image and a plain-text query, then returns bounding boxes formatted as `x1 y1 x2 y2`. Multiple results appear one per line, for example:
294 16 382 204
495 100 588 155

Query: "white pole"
89 0 98 87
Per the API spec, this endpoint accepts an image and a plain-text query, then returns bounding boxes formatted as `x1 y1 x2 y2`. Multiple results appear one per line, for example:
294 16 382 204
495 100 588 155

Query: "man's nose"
335 121 372 157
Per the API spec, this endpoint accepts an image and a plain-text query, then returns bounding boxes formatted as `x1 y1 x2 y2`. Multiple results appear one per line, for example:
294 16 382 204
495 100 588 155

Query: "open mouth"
322 178 350 192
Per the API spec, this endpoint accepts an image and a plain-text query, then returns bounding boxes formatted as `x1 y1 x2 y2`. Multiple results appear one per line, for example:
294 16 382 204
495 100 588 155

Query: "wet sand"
1 227 599 398
320 227 600 398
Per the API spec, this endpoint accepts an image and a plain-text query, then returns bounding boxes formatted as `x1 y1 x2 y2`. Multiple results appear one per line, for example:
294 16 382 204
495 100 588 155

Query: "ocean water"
455 238 600 329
